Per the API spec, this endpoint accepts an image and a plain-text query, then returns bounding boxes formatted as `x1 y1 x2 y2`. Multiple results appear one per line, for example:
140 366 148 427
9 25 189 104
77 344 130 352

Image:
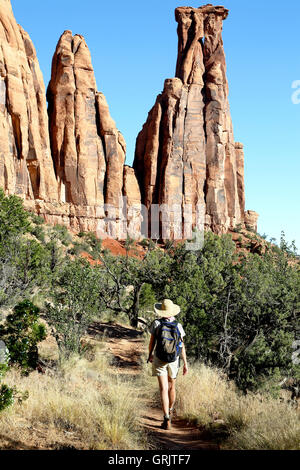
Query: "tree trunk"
130 284 143 328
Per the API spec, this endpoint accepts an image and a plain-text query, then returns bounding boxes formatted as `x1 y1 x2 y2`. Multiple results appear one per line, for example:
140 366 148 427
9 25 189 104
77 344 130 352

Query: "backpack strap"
154 318 163 340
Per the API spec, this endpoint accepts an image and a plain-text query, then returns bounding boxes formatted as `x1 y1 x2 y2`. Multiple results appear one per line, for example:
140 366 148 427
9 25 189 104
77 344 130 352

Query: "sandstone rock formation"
47 31 126 212
0 0 58 202
244 210 259 232
134 4 254 237
235 142 246 222
0 0 140 237
46 30 129 236
0 0 258 240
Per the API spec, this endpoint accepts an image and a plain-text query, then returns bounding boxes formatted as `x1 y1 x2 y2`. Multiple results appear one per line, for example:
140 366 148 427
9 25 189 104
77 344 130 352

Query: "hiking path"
90 322 219 451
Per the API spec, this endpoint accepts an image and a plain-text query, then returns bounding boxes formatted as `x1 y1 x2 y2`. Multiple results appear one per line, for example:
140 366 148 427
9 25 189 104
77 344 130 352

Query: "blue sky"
12 0 300 249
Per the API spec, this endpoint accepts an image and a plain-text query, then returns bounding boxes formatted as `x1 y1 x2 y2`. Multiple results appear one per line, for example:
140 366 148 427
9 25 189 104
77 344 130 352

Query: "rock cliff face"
0 0 140 236
47 31 126 212
46 30 129 236
134 4 253 236
0 0 58 202
0 0 257 239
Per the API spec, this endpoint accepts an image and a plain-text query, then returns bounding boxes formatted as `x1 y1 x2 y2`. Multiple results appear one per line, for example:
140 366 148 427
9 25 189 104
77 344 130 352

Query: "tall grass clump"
0 350 147 450
175 362 300 450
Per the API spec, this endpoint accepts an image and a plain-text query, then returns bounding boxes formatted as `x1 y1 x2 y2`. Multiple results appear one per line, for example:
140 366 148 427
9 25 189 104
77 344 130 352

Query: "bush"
46 259 101 360
0 341 27 413
0 192 53 308
50 225 72 247
0 361 12 413
67 242 89 256
0 384 14 412
0 300 46 374
164 231 300 392
232 223 243 233
139 284 156 311
96 246 172 327
29 224 46 242
0 190 30 245
79 232 102 259
29 213 45 226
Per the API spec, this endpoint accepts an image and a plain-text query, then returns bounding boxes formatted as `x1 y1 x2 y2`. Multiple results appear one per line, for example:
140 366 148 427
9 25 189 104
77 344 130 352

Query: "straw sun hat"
154 299 181 318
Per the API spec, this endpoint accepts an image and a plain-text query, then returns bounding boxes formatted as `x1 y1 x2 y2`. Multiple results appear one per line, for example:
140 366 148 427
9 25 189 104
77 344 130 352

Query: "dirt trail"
92 322 219 451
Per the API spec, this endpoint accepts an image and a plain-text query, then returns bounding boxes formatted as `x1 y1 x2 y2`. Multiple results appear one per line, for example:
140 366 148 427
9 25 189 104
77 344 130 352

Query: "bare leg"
168 376 176 412
157 375 169 417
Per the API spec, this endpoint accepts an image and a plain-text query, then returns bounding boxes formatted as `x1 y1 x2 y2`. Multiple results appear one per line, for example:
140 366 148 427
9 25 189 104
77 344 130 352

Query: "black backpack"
155 319 181 363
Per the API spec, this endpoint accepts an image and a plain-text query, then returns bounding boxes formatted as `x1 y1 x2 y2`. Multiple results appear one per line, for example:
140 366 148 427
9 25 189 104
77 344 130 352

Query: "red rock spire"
133 4 251 236
0 1 258 238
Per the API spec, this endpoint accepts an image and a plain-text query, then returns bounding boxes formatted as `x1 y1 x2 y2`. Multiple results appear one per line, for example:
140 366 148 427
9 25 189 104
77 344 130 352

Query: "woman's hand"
183 363 188 375
147 354 154 363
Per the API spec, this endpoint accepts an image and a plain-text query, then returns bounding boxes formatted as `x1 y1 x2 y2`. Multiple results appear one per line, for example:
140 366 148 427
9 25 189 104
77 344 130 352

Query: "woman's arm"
148 334 156 363
181 341 188 375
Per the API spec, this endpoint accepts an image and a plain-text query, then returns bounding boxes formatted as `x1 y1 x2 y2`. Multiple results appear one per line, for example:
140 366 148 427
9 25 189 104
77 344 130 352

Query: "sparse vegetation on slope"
0 192 299 450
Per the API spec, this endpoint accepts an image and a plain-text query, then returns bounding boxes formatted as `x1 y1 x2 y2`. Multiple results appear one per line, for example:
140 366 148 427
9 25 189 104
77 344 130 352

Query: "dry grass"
0 350 148 450
2 330 299 451
175 362 300 450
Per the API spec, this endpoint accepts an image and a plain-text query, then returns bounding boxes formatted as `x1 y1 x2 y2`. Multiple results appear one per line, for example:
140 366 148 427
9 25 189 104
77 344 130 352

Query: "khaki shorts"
152 355 180 379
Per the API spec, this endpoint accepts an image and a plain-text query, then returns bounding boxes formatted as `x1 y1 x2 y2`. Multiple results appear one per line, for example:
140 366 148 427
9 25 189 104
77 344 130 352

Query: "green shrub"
0 341 27 413
46 259 101 360
81 232 102 259
233 223 243 233
0 300 47 374
67 242 89 256
29 213 45 226
0 192 53 308
51 224 72 246
164 231 300 392
30 224 46 242
0 349 12 413
0 384 14 412
0 189 30 245
140 283 156 308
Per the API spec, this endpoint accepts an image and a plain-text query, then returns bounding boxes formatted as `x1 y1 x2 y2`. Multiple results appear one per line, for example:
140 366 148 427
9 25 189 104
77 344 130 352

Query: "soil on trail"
93 322 219 451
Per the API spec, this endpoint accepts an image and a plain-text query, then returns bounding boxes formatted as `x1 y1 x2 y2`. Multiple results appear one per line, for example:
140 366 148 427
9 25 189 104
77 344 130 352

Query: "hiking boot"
161 417 172 430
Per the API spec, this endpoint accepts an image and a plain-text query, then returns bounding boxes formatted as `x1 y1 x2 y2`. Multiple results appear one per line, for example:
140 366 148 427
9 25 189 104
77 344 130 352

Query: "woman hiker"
147 299 188 430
